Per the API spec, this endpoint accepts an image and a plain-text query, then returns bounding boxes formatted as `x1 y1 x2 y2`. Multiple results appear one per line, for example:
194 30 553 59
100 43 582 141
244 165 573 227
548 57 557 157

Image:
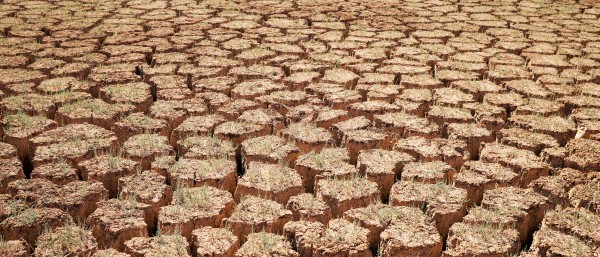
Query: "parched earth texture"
0 0 599 256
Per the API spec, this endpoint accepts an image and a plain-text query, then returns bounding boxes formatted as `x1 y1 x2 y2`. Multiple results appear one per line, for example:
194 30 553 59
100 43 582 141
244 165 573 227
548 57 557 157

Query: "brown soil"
30 161 79 185
124 234 190 257
30 123 118 168
450 79 504 102
300 106 351 130
2 0 600 255
345 204 429 248
122 133 174 170
564 138 600 171
515 98 565 117
294 147 358 193
540 146 569 169
41 181 109 223
2 112 57 160
283 221 326 257
427 105 474 128
240 135 300 168
34 223 98 257
0 157 24 194
235 232 299 257
216 100 259 121
222 195 292 242
528 226 595 257
297 218 372 257
238 108 286 134
569 173 600 214
443 222 520 257
509 115 576 146
455 161 519 207
7 178 60 206
390 180 468 241
322 89 363 110
170 114 228 146
378 206 443 257
235 162 302 204
394 137 469 171
194 76 237 95
375 112 441 139
432 88 475 107
86 199 150 251
99 82 152 113
542 207 600 247
119 170 172 233
529 168 586 208
402 161 456 184
481 187 550 243
357 149 414 201
497 127 560 155
331 116 371 144
446 123 493 159
176 136 236 161
462 102 507 134
214 121 269 147
55 98 134 129
256 90 309 115
230 79 286 99
480 143 550 187
0 207 71 247
159 185 234 243
150 99 208 130
192 227 239 257
315 177 380 217
343 129 389 165
281 123 335 153
91 248 130 257
166 158 237 193
78 154 141 198
286 193 332 224
0 194 26 223
347 101 401 121
0 239 28 257
113 112 170 142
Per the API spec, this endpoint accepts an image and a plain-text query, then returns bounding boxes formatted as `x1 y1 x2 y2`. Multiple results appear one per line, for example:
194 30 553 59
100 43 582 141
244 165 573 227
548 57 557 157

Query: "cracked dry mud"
0 0 600 256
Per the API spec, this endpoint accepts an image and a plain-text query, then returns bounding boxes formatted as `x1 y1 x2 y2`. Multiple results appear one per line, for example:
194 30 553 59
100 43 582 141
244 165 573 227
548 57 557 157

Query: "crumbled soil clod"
192 227 239 257
119 170 172 234
443 222 520 257
316 177 380 218
86 199 150 251
235 162 303 204
480 143 550 187
166 158 237 193
302 219 372 257
390 180 468 241
159 185 234 242
357 149 414 201
295 147 358 193
124 234 191 257
34 223 98 257
454 161 519 207
481 187 550 243
234 232 299 257
0 207 71 247
240 135 300 168
0 239 28 257
222 196 292 243
123 134 174 170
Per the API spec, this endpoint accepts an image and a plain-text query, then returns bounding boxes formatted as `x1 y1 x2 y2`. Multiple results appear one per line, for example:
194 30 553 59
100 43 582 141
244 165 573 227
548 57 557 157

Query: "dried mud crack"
0 0 600 256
